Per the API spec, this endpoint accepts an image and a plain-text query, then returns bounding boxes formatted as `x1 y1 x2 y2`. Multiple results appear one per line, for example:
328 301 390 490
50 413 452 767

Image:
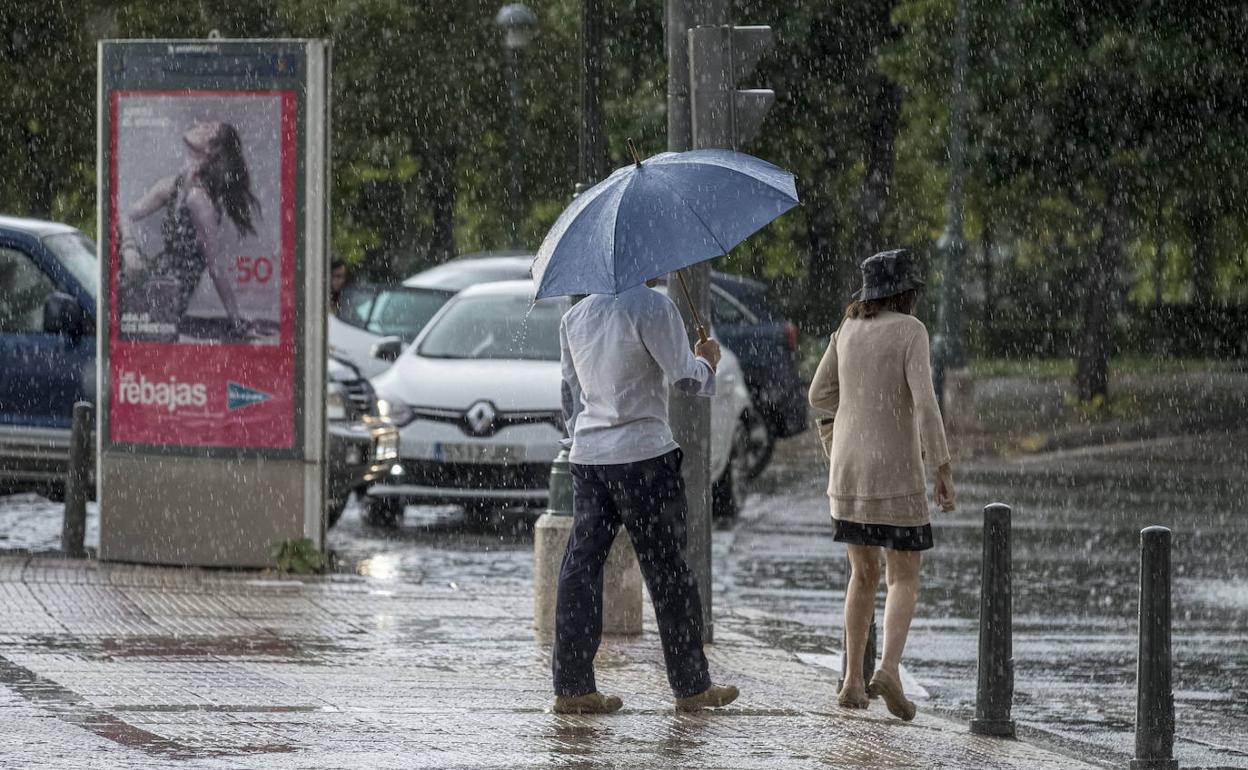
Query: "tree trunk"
1152 244 1164 308
1187 203 1215 309
851 77 903 262
25 128 52 219
425 143 458 263
803 176 847 336
981 219 995 325
1073 172 1129 403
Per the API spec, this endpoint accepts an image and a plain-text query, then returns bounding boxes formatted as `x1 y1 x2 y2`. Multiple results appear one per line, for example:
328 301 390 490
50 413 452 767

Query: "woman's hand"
935 463 956 512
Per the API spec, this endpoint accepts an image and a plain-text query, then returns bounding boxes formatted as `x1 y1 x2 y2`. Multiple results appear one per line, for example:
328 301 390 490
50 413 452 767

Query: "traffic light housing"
688 24 775 150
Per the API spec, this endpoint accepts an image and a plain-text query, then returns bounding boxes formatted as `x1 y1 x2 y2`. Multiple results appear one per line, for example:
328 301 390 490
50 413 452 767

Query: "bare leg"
880 549 922 677
841 544 881 704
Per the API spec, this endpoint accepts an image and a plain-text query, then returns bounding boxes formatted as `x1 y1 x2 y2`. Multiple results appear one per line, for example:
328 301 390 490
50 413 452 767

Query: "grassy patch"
270 538 327 574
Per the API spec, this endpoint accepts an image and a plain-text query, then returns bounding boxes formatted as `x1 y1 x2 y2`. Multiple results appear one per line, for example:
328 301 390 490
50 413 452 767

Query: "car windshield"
418 295 565 361
43 232 97 298
339 285 452 342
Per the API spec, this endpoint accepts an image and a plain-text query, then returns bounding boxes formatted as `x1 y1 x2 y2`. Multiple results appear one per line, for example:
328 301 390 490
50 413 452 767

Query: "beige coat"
808 311 950 527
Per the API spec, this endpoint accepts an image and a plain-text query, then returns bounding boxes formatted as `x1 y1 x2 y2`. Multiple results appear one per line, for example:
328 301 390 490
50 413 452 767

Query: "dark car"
394 253 807 479
0 215 396 528
706 271 807 477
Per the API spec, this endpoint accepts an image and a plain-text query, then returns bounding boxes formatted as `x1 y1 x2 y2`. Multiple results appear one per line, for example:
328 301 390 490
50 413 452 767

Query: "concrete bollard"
971 502 1015 737
1131 526 1178 770
533 449 643 635
61 401 92 558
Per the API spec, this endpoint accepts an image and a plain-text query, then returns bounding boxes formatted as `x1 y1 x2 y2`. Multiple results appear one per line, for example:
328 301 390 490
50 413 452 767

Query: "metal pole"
971 502 1015 737
506 44 525 248
61 401 92 558
934 0 970 400
1132 527 1178 770
666 1 693 155
578 0 607 189
667 0 728 642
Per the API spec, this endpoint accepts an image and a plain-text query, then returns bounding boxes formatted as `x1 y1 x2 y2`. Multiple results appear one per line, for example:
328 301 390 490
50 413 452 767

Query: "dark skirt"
833 519 933 552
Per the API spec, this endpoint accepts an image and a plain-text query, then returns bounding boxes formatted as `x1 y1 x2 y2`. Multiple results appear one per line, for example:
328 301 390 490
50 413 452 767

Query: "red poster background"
107 90 298 449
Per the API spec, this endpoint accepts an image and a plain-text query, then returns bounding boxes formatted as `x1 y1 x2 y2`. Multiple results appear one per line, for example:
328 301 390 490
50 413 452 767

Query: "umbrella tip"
627 138 642 168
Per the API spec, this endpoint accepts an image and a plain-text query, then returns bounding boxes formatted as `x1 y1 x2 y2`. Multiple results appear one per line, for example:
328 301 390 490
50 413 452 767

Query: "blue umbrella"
532 145 799 337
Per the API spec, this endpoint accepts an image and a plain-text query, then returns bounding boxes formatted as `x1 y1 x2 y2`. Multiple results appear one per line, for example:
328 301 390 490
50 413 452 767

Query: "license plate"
434 442 525 464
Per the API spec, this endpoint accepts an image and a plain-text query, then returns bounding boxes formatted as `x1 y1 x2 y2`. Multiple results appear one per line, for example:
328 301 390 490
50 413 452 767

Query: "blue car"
0 216 96 493
0 215 397 527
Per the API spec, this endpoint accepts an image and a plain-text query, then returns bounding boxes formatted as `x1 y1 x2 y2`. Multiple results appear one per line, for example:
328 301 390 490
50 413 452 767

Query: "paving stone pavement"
0 555 1108 769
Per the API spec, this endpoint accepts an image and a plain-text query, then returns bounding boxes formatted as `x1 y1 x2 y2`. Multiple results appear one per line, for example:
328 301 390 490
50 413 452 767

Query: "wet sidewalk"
0 555 1104 769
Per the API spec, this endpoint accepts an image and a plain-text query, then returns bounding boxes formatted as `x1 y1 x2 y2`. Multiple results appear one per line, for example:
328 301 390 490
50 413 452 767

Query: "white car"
365 280 753 526
329 285 456 379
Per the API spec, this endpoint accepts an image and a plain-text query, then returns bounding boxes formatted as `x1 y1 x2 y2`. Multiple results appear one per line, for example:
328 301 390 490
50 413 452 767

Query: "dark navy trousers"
552 449 711 698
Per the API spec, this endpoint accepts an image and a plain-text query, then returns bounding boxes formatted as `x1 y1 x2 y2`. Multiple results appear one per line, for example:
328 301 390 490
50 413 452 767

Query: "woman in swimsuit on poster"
119 120 261 342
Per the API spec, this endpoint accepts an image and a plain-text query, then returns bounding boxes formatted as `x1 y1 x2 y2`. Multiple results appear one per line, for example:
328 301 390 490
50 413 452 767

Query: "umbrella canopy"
532 149 798 300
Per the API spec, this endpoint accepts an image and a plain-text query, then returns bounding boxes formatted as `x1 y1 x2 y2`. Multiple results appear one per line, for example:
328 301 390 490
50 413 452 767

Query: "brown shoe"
675 684 739 712
553 692 623 714
867 669 916 721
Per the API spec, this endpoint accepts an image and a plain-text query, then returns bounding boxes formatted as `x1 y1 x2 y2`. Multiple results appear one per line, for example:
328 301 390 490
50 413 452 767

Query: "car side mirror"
43 292 84 338
370 336 403 361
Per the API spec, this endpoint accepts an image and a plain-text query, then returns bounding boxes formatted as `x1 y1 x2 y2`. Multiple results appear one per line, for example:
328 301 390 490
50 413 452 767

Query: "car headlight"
376 395 414 427
375 430 399 460
326 382 348 422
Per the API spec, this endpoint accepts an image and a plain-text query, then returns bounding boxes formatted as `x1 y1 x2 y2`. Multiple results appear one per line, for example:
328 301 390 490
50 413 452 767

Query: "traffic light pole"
669 2 774 644
667 0 728 643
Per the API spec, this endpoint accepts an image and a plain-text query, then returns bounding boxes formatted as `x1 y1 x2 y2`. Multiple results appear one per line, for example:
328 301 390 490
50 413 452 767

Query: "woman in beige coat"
809 249 956 720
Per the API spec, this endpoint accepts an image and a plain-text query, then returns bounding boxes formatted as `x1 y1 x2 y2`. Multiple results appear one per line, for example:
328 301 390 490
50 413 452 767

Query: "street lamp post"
496 3 537 249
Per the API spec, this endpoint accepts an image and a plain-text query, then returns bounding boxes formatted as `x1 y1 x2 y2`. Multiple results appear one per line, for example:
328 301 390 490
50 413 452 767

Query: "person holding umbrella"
534 145 799 714
809 249 956 720
551 277 737 714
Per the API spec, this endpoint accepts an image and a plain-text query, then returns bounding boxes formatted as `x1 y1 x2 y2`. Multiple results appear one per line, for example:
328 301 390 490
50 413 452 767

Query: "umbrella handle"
627 137 642 167
674 269 710 344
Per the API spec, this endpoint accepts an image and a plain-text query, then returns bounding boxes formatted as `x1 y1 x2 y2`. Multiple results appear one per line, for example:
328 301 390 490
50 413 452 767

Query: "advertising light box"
98 39 329 567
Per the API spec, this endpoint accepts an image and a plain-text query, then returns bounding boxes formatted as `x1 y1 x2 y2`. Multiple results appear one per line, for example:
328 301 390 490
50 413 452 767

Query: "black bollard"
839 559 878 692
971 502 1015 737
61 401 93 558
1131 526 1178 770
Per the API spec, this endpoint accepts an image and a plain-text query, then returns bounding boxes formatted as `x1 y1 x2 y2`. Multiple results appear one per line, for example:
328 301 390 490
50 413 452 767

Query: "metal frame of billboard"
96 39 330 564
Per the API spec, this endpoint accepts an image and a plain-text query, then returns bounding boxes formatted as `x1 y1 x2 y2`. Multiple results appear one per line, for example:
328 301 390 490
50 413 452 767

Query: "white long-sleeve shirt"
560 284 715 465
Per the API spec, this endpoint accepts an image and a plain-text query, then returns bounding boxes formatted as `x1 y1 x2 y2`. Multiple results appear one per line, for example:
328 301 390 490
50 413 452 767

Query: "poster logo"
227 382 273 410
117 371 208 412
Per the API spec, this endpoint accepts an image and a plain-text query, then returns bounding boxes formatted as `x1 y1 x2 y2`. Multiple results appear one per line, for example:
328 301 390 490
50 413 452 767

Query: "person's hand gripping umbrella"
531 140 799 342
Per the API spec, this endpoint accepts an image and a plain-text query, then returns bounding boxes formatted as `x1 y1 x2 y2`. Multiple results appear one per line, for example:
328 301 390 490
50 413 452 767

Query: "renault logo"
464 401 498 436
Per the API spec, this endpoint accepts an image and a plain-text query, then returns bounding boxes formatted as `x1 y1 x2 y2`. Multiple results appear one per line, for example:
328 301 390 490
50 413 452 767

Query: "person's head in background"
330 258 348 313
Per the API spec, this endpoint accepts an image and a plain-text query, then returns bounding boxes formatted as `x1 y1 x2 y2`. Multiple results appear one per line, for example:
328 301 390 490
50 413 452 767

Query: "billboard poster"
99 41 325 456
107 90 296 449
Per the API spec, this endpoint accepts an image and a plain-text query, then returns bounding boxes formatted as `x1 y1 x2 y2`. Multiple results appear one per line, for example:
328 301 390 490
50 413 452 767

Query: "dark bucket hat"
851 248 925 301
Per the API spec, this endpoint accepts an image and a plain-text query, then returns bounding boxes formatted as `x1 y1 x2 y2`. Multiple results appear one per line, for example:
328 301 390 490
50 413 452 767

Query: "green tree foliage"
3 0 1245 400
887 0 1248 398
